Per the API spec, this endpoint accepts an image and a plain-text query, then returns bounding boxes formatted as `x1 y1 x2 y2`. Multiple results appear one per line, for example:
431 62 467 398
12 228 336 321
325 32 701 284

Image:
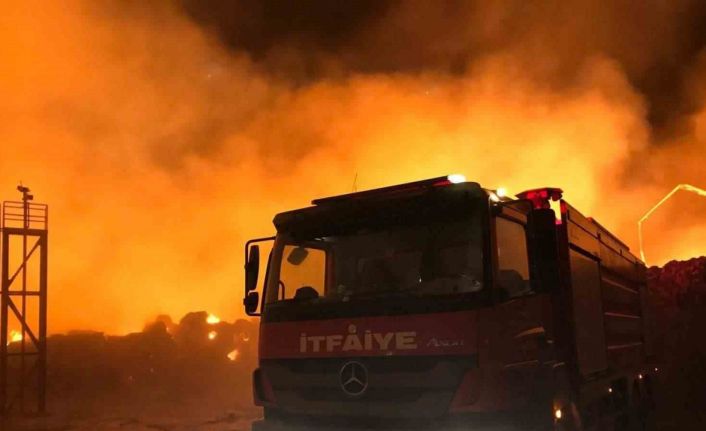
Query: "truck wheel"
641 374 656 413
619 380 647 431
637 376 656 431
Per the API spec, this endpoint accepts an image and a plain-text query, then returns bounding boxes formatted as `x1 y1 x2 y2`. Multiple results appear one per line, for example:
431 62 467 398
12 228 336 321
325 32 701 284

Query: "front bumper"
258 355 477 420
252 419 457 431
250 414 528 431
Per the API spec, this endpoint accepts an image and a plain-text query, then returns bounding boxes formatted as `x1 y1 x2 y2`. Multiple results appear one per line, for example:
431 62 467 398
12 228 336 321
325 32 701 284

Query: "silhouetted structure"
0 185 48 416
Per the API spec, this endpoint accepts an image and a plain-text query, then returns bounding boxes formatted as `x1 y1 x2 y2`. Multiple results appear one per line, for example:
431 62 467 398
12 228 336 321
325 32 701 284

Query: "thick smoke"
1 1 705 333
181 0 706 132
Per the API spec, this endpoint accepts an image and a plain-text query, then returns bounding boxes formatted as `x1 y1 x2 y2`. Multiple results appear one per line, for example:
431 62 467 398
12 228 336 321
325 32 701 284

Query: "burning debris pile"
5 312 260 430
648 257 706 429
649 257 706 308
48 311 256 398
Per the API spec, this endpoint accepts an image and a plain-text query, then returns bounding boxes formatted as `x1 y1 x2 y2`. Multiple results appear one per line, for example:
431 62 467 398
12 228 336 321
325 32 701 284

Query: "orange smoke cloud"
1 1 705 333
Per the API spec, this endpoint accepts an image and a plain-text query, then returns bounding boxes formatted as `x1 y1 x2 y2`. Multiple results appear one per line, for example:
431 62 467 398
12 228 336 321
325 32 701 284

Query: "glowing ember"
208 330 217 340
8 330 23 345
206 313 220 325
227 349 240 361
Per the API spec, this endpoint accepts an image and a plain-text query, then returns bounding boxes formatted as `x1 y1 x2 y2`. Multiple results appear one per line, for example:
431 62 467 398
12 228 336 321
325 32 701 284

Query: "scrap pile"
648 257 706 429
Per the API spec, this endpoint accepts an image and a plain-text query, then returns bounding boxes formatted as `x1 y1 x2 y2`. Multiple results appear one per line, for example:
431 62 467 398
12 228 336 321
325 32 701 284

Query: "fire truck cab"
244 176 655 430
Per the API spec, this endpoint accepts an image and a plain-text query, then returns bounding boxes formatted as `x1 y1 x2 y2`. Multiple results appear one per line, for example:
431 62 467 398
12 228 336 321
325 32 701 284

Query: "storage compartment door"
570 250 608 377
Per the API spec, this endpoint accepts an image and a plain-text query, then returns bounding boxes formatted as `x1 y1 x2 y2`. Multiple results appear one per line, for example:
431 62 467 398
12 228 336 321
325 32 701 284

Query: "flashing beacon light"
496 187 508 198
516 187 564 209
447 174 466 184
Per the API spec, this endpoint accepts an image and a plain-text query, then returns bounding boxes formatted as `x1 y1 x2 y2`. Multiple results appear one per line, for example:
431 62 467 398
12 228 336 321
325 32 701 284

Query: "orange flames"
227 349 240 361
1 1 705 334
8 330 23 345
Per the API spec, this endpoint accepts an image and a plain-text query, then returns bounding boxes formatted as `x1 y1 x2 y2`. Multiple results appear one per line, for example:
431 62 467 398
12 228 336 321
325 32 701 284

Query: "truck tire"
617 380 648 431
637 376 656 431
641 374 656 415
519 405 554 430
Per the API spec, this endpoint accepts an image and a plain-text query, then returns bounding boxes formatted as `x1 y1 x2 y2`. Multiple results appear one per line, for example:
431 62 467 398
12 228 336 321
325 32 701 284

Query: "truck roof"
273 176 485 236
311 175 476 206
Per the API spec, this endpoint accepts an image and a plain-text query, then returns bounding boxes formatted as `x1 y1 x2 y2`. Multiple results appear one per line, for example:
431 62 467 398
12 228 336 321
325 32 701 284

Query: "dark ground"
2 257 706 430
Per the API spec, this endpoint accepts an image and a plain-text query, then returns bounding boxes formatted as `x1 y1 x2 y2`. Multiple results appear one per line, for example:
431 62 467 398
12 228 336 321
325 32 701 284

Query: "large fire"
8 330 23 345
227 349 240 361
2 1 706 334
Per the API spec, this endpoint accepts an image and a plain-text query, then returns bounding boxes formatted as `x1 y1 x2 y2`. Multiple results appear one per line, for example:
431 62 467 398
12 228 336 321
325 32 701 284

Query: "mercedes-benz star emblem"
339 361 368 397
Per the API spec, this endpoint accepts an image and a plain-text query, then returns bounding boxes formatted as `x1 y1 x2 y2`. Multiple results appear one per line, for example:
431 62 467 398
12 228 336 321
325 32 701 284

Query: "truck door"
485 213 548 409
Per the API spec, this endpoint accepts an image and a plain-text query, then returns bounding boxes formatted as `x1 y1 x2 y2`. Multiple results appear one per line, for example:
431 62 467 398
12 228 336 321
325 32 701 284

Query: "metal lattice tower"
0 185 48 416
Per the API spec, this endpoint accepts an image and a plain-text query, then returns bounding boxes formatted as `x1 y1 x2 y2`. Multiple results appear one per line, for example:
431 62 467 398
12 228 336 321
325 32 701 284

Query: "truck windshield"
265 216 483 306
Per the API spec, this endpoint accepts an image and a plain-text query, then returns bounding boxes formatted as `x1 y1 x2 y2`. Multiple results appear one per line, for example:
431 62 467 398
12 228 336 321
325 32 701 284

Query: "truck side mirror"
245 245 260 293
244 291 260 315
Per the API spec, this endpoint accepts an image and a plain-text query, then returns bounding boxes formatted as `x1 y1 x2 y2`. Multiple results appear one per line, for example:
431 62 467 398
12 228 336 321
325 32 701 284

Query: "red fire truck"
243 176 656 430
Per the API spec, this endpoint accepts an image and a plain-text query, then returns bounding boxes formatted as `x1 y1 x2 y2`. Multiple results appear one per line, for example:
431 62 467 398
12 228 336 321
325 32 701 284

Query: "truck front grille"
261 355 476 419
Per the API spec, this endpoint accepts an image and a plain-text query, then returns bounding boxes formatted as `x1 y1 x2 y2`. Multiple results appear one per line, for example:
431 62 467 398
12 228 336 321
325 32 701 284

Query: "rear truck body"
243 176 656 430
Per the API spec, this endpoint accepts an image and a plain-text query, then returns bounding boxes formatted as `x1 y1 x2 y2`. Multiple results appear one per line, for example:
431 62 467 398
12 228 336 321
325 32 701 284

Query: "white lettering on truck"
299 325 418 353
